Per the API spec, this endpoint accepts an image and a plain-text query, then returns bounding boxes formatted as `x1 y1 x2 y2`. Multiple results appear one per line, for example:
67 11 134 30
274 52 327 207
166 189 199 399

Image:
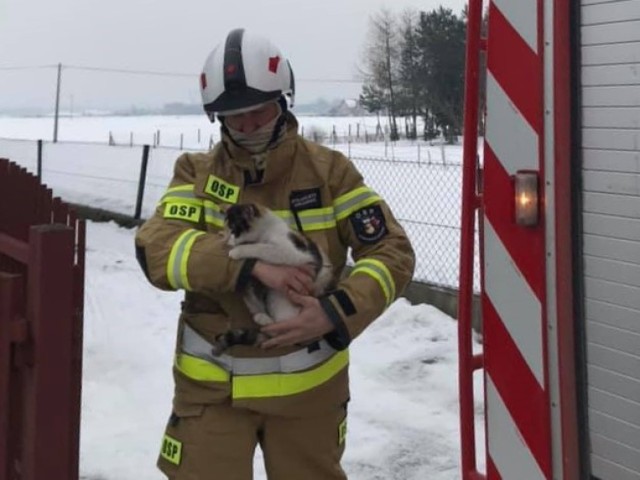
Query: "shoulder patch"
204 174 240 204
349 204 387 244
163 202 202 223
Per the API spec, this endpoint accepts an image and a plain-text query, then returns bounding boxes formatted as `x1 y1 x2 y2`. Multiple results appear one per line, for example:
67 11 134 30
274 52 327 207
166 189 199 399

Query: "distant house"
327 99 368 117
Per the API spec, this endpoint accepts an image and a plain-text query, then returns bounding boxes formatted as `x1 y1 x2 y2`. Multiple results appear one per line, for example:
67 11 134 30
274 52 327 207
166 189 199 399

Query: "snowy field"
81 221 485 480
0 114 486 478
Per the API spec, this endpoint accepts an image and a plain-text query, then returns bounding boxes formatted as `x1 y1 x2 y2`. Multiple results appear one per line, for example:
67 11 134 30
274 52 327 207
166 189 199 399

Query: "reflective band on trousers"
177 323 349 399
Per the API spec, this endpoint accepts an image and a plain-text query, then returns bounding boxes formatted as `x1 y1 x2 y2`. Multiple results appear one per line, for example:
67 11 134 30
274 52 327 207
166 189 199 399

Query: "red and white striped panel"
483 0 552 478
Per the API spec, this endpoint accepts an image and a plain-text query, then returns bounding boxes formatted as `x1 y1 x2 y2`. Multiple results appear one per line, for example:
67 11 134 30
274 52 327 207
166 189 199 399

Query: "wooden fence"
0 158 85 480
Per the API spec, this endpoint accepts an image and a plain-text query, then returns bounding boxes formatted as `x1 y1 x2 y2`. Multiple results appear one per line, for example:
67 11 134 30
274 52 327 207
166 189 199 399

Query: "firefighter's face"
224 102 279 134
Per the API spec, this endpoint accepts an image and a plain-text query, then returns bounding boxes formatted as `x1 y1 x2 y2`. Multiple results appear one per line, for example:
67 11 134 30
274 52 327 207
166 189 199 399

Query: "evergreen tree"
416 7 466 143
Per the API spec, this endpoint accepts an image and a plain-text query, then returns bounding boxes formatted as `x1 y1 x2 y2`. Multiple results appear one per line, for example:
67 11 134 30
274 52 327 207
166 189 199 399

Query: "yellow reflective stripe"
232 350 349 399
166 185 195 194
166 230 205 290
174 353 230 382
274 208 336 232
334 186 381 221
161 196 202 207
203 200 225 228
297 207 337 231
160 184 200 205
351 259 396 306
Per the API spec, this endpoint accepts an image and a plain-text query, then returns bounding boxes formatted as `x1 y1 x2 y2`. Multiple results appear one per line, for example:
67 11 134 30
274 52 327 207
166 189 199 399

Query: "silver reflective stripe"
182 323 338 375
203 201 225 227
334 188 381 220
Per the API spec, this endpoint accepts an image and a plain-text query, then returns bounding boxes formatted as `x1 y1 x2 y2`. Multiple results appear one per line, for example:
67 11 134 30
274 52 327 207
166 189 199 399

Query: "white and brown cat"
211 203 332 354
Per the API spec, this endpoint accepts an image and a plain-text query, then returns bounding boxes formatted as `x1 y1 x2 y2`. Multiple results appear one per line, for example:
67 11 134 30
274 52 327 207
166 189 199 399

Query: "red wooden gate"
0 158 85 480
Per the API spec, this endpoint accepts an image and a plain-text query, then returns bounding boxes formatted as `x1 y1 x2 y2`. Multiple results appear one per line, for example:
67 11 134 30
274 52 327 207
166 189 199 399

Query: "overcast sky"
0 0 466 112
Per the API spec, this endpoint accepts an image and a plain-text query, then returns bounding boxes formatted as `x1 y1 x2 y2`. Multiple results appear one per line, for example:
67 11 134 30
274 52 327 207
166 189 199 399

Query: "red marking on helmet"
200 73 207 90
268 56 280 74
226 64 237 75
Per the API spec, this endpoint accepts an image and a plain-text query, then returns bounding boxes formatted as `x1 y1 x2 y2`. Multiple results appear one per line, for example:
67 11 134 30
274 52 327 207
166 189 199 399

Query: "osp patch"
349 204 387 244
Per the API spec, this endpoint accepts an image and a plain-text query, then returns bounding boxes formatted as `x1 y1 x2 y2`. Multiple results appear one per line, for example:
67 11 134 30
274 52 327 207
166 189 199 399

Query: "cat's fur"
211 203 332 355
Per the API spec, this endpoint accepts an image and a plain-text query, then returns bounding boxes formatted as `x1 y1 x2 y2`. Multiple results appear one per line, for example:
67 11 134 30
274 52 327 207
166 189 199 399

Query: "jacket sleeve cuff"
320 295 351 350
235 258 258 292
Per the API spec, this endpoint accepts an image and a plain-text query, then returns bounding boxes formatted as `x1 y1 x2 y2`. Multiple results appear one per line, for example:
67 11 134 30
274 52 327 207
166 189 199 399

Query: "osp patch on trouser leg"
160 433 182 465
157 403 261 480
338 416 347 446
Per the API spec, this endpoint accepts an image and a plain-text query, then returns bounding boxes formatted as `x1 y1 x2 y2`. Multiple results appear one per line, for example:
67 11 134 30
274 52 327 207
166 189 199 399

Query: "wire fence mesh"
0 135 480 291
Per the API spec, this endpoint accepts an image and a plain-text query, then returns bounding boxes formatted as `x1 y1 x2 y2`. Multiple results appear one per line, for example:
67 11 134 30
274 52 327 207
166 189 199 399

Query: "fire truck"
458 0 640 479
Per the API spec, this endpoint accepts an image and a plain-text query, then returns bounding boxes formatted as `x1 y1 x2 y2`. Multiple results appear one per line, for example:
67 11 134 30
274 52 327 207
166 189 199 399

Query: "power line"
0 64 58 71
66 64 362 83
0 63 363 84
65 64 194 78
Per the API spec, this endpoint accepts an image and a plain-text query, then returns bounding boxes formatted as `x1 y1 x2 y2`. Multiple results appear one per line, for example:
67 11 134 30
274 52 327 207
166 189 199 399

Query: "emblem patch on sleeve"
349 204 387 244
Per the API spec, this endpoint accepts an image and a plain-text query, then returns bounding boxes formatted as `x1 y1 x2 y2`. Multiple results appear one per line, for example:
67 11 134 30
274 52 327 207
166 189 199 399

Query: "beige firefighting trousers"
157 401 348 480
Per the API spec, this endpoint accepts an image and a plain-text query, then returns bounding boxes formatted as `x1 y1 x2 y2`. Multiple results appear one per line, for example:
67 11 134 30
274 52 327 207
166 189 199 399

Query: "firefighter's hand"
260 291 334 348
251 261 314 295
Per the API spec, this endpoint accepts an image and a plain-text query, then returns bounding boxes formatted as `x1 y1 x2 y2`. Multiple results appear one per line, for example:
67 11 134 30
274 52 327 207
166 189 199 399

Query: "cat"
210 203 333 355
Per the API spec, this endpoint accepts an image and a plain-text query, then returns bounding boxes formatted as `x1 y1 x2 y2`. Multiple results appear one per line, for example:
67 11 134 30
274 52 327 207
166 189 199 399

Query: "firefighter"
135 28 415 480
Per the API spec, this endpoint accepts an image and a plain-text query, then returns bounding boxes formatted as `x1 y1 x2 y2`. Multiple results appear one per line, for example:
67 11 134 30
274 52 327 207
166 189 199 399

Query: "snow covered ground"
80 221 485 480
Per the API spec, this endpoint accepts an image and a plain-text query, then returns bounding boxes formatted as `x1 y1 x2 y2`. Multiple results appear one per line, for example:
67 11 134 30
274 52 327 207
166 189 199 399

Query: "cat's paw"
228 247 241 260
254 313 274 326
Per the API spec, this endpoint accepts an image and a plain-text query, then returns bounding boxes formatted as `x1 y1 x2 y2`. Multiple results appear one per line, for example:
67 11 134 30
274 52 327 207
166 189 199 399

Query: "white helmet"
200 28 295 121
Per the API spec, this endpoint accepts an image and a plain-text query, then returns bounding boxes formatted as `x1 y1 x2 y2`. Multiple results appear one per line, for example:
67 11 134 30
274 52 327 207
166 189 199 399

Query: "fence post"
130 132 134 147
0 273 23 480
180 133 184 151
23 225 76 480
418 144 421 166
134 145 151 220
37 140 43 181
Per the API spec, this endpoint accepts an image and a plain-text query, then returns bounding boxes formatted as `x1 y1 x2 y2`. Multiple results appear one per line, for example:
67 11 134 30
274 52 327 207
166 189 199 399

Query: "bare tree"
398 8 421 139
361 9 400 140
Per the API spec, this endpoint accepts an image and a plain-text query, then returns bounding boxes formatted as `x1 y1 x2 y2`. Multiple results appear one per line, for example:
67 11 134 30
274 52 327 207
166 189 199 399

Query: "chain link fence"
0 135 479 291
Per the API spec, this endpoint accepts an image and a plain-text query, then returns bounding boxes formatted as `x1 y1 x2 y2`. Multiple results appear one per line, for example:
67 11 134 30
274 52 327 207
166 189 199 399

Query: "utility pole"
53 63 62 143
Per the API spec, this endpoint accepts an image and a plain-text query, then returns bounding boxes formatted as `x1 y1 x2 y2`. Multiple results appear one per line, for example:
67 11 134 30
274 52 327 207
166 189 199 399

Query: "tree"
359 84 385 137
360 9 401 140
397 9 421 140
416 7 466 143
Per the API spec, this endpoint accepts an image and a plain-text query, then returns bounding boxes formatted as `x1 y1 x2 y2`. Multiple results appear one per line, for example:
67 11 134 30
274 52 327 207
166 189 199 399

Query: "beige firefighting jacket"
135 113 415 417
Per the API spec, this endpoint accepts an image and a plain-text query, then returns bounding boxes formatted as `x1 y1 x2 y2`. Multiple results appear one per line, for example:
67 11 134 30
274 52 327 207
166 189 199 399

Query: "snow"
80 221 485 480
